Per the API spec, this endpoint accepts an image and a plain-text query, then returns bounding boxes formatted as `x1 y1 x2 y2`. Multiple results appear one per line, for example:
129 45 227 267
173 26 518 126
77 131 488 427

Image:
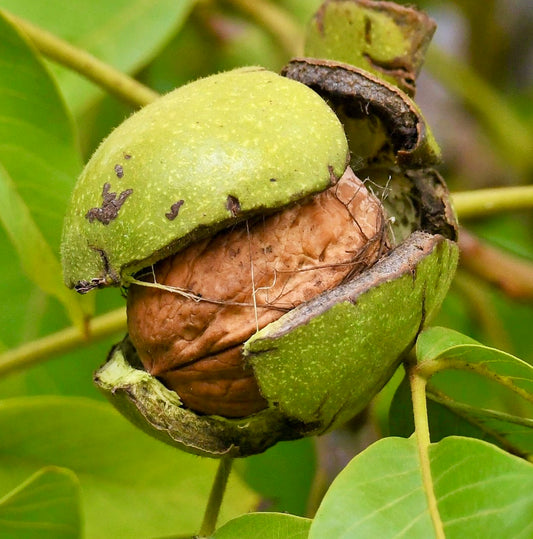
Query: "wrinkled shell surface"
77 53 460 457
127 168 387 417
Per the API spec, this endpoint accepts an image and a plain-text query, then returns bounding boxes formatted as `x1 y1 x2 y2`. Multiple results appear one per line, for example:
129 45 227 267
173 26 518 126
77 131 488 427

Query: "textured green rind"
94 232 458 457
61 67 348 289
305 0 436 95
94 343 311 458
245 232 459 430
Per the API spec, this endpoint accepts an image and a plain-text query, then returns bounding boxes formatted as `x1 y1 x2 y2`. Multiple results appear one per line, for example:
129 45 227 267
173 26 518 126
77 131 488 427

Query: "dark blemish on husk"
328 165 341 186
74 247 118 294
270 178 277 182
166 200 185 221
85 183 133 225
226 195 241 217
124 153 131 160
93 246 113 276
314 1 327 34
114 164 124 178
364 16 372 44
75 278 107 294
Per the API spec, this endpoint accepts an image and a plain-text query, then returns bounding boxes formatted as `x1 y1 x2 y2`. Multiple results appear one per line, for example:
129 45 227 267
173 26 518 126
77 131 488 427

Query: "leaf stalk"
407 363 445 538
198 457 233 537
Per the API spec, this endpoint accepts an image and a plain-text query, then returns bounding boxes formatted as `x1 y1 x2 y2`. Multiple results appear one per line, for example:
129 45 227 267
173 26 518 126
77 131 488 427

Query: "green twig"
452 185 533 219
198 457 233 538
0 308 126 378
2 10 159 108
407 363 445 539
458 230 533 301
223 0 304 57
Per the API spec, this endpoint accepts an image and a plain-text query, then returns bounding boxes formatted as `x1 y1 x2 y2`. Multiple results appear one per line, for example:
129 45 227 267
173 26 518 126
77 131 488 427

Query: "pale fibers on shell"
126 168 387 417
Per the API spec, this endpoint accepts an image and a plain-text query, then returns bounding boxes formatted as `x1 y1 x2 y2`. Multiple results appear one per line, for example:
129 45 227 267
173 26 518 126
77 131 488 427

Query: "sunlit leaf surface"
310 436 533 538
0 10 81 251
0 12 88 328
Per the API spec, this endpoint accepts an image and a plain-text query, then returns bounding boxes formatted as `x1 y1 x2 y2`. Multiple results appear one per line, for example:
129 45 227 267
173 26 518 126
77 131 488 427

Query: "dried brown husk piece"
282 58 441 169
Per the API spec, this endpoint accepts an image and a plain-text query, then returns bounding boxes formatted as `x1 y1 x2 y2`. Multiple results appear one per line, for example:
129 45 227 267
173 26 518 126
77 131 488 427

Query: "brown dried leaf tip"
127 167 389 418
85 183 133 225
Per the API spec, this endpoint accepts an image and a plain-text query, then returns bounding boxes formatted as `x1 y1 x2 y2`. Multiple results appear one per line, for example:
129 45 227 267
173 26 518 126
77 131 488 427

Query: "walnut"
127 168 387 417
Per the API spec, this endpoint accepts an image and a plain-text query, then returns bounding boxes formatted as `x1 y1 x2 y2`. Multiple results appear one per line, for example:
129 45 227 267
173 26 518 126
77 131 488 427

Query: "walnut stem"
198 457 233 537
407 362 445 539
452 185 533 219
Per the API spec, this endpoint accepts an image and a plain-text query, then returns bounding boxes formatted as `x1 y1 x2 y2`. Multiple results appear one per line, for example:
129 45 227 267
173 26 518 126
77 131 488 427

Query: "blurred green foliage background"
0 0 531 529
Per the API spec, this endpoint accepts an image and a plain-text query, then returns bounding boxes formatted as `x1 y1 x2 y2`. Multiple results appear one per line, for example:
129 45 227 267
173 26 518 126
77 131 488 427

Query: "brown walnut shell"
127 168 388 417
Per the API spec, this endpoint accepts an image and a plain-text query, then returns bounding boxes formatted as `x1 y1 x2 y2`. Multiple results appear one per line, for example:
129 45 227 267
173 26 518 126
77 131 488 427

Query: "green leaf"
0 467 81 538
0 0 196 115
0 165 87 329
310 436 431 537
431 437 533 537
416 326 479 361
391 327 533 458
0 10 82 252
0 234 43 349
0 397 258 538
310 436 533 538
418 326 533 409
213 512 312 539
0 12 89 327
